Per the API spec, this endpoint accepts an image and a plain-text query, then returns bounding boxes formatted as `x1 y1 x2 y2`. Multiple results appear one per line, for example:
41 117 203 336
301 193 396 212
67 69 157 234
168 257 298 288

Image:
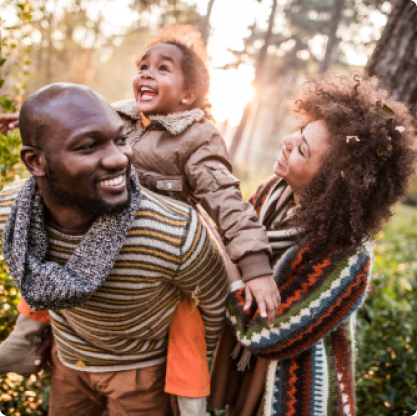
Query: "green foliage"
356 204 417 415
406 175 417 206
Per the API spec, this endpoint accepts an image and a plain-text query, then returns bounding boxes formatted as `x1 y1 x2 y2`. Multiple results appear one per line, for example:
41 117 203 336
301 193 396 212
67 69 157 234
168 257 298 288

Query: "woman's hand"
0 113 19 133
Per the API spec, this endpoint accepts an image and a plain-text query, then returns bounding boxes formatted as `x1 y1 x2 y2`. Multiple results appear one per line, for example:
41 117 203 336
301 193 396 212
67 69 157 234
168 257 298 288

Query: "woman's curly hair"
289 72 417 258
136 25 213 120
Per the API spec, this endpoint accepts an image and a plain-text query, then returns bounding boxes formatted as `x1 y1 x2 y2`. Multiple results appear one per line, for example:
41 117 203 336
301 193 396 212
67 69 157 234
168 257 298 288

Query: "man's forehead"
49 94 120 127
41 95 123 145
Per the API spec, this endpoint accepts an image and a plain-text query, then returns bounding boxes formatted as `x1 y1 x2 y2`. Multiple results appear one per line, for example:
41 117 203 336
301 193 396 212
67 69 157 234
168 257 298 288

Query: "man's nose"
101 143 132 171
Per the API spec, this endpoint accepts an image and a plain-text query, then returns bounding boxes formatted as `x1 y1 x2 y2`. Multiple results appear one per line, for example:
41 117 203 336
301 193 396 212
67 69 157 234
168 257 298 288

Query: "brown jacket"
112 99 272 281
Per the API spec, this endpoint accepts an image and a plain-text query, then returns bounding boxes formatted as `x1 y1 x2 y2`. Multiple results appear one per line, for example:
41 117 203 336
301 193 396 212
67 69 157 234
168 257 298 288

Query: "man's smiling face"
43 90 133 214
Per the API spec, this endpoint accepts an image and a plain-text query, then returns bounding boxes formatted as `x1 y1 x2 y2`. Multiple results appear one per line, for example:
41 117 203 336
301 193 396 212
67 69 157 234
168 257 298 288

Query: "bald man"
0 83 228 416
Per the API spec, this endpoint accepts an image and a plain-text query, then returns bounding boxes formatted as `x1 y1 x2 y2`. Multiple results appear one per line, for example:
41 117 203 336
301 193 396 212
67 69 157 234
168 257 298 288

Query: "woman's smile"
278 146 288 167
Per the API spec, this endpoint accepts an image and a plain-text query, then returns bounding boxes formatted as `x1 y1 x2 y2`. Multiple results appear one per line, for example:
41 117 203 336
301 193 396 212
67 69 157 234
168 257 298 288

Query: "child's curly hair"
136 25 212 120
289 72 417 258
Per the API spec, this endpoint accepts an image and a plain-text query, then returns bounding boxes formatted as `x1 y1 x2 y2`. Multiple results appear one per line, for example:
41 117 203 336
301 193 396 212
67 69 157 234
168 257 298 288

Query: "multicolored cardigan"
226 176 373 416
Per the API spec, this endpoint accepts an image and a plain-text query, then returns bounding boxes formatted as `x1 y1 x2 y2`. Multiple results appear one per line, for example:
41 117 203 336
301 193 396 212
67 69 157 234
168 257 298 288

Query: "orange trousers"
18 295 209 397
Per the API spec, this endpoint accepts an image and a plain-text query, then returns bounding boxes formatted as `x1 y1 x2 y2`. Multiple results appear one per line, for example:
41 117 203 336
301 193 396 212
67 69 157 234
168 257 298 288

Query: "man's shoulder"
130 188 205 256
139 187 193 221
0 178 27 199
0 179 27 236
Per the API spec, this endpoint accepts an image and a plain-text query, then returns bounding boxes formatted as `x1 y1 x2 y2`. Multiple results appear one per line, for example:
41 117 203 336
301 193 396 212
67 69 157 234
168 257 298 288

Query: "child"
1 25 277 415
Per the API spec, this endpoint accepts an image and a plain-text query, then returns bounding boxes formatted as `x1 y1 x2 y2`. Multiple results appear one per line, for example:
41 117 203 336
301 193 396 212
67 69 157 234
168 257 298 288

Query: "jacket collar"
112 99 141 120
112 99 206 136
148 109 205 136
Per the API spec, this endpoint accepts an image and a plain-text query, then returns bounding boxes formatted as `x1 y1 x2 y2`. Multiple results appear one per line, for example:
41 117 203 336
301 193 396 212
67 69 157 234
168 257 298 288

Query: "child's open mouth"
140 86 158 101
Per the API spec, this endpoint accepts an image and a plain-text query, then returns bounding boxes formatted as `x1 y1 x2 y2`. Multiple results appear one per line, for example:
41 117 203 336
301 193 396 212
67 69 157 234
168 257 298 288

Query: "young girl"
1 25 279 415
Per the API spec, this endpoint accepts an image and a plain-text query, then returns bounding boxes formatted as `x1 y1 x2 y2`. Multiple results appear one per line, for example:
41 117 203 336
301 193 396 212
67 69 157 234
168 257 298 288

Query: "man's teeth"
101 175 123 187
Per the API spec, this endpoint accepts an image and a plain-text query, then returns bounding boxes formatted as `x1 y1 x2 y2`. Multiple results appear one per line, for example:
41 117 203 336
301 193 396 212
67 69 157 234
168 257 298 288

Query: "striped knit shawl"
3 168 141 311
249 176 301 263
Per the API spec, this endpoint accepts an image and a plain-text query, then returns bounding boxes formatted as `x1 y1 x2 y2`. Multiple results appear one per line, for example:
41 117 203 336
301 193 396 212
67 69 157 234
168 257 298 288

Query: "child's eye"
298 146 304 156
160 65 169 72
139 64 147 71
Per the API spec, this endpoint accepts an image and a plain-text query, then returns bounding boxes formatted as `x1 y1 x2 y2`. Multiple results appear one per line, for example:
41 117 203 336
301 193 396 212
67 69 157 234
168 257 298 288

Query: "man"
0 83 228 415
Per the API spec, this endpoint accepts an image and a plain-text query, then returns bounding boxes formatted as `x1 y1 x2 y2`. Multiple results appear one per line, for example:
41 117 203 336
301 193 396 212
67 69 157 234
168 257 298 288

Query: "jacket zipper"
132 126 147 143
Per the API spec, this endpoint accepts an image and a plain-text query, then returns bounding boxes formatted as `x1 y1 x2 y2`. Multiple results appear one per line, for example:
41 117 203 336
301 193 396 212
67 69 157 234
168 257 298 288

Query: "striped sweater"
0 180 228 372
226 175 373 416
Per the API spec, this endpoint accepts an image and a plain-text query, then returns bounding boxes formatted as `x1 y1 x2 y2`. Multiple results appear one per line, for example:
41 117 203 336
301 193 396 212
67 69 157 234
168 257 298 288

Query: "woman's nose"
282 135 292 150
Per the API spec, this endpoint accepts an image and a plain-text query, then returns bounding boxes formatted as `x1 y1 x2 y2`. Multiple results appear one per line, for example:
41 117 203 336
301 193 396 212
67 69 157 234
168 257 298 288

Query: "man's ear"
180 90 198 107
20 146 47 177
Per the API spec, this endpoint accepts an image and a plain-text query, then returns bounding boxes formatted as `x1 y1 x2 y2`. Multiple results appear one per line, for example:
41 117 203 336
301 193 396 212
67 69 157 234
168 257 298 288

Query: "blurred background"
0 0 417 414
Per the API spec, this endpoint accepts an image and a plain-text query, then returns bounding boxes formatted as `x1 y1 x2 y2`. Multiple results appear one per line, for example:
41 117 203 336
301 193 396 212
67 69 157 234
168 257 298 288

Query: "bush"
356 204 417 415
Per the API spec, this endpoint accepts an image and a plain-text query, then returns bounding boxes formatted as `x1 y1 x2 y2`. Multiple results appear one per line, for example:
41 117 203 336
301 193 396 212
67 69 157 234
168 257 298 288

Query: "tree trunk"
229 0 278 163
366 0 417 113
318 0 345 74
200 0 216 46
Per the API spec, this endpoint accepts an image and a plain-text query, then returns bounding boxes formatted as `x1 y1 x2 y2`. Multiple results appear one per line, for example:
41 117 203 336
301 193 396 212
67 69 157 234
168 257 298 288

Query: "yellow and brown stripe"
0 182 228 373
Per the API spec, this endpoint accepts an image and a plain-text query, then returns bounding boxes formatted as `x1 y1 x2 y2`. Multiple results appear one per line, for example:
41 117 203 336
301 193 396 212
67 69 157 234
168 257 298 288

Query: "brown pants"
49 344 171 416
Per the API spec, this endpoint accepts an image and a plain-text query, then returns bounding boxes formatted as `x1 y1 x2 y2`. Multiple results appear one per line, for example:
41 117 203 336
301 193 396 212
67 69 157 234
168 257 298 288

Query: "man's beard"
45 152 131 215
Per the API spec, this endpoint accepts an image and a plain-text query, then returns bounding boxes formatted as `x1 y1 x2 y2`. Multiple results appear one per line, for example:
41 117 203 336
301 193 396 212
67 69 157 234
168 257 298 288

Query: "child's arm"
184 127 280 324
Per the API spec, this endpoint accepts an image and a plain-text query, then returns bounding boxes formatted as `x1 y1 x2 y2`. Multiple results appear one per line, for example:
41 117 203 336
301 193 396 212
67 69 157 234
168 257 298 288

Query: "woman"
208 73 417 416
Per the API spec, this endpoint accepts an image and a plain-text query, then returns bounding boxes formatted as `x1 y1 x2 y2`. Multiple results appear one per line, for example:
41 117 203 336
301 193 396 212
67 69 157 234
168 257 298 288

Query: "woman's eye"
116 136 127 145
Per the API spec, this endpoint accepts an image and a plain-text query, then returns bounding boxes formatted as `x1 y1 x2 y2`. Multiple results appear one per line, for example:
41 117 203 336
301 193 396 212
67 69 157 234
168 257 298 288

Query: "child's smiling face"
133 43 196 117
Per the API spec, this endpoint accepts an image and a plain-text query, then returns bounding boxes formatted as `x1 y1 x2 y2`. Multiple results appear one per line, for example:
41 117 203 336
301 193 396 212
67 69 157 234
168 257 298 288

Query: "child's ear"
181 90 198 107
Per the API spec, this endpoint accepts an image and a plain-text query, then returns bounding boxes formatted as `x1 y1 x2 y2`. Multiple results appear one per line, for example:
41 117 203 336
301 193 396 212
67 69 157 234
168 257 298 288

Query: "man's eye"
80 143 96 151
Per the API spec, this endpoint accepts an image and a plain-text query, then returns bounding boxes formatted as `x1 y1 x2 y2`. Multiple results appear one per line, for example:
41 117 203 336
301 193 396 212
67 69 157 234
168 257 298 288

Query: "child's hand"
0 113 19 133
245 277 281 327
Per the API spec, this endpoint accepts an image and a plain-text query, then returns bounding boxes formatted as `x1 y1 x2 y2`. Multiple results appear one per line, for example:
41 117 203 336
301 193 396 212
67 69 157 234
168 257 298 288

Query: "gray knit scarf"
3 168 141 311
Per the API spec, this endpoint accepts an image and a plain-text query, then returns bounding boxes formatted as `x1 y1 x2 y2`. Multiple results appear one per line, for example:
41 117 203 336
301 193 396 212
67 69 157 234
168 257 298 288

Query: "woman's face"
274 120 330 198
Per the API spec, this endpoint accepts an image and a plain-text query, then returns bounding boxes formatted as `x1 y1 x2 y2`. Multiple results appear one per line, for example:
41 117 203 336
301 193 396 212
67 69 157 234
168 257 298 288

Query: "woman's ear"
180 90 198 107
20 146 47 177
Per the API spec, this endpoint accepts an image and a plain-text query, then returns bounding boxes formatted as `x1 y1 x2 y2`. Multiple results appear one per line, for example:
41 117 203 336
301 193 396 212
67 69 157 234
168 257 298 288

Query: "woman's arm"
227 243 372 360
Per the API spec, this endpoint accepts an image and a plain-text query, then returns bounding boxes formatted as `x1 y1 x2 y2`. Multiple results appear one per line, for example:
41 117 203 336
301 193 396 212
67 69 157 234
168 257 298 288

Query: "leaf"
0 59 5 67
0 80 4 89
382 104 395 117
376 148 385 157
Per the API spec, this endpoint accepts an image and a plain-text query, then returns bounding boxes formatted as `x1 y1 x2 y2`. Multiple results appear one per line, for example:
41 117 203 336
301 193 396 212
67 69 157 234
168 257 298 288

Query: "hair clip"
346 136 360 143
